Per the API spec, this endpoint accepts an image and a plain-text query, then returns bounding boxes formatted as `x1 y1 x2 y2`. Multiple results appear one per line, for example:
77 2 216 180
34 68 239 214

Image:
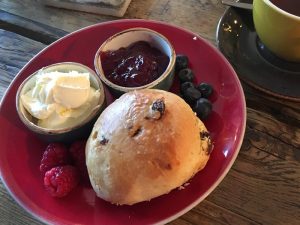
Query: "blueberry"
193 98 212 120
180 82 194 94
178 68 194 83
183 87 202 105
175 54 189 71
196 82 213 98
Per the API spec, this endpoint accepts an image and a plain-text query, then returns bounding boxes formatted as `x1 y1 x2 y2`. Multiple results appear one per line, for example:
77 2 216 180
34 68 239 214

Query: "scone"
86 89 212 205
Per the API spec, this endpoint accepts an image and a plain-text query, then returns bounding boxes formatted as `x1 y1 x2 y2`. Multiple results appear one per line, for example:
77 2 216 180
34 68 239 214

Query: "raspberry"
69 140 90 183
44 165 79 197
40 143 71 175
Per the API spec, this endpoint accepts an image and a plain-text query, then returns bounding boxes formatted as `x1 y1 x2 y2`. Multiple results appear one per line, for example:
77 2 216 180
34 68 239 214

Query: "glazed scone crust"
86 89 211 205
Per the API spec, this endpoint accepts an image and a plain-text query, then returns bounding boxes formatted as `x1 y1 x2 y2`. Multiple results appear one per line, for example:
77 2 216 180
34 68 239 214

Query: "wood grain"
244 84 300 129
0 30 46 225
0 9 68 44
0 29 45 100
0 0 225 44
0 0 300 224
204 108 300 225
0 181 43 225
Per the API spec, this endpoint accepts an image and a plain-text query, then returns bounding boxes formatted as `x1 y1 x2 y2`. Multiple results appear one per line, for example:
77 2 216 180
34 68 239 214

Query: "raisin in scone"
86 89 212 205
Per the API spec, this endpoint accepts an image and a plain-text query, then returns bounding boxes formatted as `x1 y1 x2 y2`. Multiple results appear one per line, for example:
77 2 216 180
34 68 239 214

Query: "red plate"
0 20 246 225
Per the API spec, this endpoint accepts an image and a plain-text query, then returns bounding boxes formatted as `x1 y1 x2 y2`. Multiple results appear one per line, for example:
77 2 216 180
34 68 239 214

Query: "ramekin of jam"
94 28 176 96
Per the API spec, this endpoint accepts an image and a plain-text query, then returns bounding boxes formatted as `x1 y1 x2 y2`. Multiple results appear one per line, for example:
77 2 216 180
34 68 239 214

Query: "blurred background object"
44 0 132 17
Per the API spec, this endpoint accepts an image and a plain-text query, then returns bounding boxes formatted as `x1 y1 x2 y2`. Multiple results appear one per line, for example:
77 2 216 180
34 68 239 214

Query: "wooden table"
0 1 299 224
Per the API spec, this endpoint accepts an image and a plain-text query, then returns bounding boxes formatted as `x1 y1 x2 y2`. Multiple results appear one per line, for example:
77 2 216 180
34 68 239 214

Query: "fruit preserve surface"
100 41 169 87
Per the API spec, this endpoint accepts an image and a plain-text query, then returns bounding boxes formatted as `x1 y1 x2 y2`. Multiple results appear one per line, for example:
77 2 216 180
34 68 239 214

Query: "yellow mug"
253 0 300 62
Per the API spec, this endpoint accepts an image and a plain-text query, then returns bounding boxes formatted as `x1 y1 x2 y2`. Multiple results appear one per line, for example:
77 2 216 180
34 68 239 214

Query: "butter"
21 69 100 129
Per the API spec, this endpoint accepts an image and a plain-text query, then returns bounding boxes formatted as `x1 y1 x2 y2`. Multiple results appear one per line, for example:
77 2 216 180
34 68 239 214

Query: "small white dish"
16 62 106 143
94 27 176 96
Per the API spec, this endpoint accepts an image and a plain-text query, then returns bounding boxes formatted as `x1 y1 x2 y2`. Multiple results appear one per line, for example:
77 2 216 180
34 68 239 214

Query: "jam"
100 41 170 87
